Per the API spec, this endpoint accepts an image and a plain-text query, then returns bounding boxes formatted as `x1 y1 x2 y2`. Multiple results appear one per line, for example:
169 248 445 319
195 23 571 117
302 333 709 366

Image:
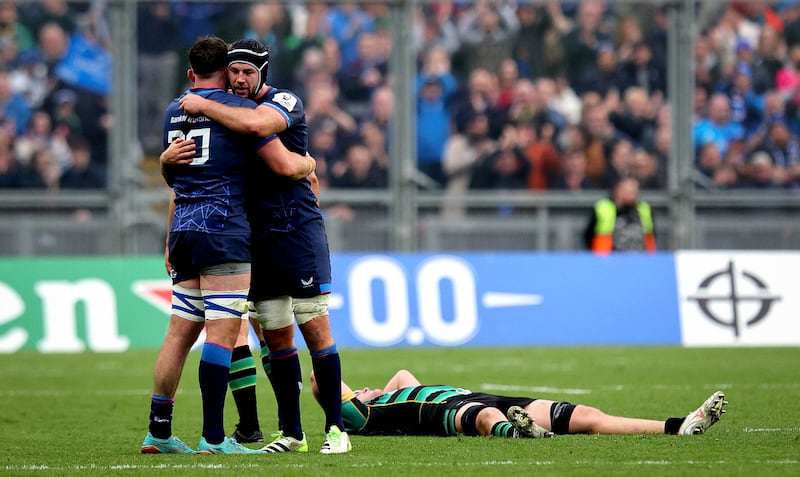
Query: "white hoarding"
676 251 800 346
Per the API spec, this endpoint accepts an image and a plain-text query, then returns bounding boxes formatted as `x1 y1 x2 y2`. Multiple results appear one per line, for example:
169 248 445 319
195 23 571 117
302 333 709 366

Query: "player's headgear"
228 38 270 89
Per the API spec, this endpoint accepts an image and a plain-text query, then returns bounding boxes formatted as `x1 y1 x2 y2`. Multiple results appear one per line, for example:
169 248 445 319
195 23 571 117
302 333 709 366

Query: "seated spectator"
329 142 387 189
739 150 784 189
694 93 745 160
750 118 800 186
550 148 598 191
17 147 60 190
60 135 105 189
695 142 737 190
469 123 530 192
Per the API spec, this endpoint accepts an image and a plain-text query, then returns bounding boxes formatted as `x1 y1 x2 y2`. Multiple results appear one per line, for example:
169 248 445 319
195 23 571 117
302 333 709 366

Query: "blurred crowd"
3 0 800 198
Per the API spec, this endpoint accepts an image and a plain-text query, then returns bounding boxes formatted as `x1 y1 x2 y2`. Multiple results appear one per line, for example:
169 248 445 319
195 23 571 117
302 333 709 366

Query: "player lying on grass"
310 369 727 438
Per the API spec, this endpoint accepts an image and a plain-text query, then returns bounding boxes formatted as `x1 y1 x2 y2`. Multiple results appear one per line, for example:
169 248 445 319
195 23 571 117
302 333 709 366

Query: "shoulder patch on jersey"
272 92 298 112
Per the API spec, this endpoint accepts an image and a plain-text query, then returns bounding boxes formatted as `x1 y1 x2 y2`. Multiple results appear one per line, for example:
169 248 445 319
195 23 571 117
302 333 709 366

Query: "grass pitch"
2 346 798 476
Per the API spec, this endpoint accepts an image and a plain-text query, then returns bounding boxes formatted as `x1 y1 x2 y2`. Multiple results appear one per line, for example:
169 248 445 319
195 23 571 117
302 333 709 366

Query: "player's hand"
179 94 209 115
161 138 196 165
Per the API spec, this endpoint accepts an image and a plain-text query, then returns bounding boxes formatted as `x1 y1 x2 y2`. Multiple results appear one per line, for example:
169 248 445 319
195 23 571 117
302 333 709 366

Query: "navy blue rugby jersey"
246 87 321 234
163 88 269 235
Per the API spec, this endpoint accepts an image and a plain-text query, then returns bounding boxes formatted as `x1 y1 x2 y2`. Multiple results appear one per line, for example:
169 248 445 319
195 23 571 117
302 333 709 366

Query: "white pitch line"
482 383 592 395
744 427 800 433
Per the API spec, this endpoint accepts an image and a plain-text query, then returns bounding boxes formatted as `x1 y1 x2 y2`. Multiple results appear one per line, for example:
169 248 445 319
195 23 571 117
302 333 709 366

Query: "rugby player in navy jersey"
167 39 350 454
311 369 727 439
142 35 314 456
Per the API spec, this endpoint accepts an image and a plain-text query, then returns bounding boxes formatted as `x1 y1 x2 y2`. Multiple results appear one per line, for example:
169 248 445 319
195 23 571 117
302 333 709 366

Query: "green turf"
2 347 798 476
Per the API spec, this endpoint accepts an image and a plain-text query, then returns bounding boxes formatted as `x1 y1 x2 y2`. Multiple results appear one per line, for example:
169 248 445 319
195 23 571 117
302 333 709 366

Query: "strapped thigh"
202 289 248 320
172 284 205 322
460 403 488 436
292 294 329 325
252 296 293 330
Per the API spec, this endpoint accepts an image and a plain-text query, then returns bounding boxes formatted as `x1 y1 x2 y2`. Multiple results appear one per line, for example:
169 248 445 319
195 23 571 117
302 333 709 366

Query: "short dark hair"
188 35 229 77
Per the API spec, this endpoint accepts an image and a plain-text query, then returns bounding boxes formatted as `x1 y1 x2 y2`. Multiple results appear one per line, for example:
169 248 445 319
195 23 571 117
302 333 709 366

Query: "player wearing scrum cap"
169 39 349 455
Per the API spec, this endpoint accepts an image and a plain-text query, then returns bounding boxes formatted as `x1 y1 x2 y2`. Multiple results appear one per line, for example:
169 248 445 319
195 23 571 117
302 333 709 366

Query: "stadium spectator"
0 1 34 68
574 41 622 98
695 141 738 190
0 70 31 135
311 368 727 438
617 40 666 97
452 67 503 139
694 93 746 160
413 3 459 64
455 0 519 76
751 25 785 94
416 73 455 187
337 31 388 106
59 135 104 189
469 124 530 200
137 2 181 156
581 102 622 188
562 0 611 91
609 86 658 148
516 120 561 191
550 147 596 191
583 176 656 254
739 150 785 189
330 142 387 189
749 117 800 186
441 110 495 218
512 2 571 79
324 2 374 71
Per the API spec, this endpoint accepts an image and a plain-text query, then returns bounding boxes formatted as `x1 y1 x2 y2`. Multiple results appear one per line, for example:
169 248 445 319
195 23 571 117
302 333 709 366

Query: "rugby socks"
491 421 518 438
269 347 303 440
199 342 233 444
665 417 684 435
311 344 345 432
260 340 271 376
148 394 174 439
229 345 260 434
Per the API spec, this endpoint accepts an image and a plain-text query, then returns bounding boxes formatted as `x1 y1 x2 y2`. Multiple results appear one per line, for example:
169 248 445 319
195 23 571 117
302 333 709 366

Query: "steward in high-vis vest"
584 177 656 254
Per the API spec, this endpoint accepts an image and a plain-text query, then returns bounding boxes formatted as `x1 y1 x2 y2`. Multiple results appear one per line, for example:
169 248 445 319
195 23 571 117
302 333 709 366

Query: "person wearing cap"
166 38 350 455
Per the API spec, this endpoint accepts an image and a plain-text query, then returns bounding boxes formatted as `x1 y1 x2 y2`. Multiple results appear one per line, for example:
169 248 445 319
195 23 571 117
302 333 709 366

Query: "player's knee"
569 405 606 434
460 404 489 436
293 295 329 325
253 296 293 330
549 401 577 435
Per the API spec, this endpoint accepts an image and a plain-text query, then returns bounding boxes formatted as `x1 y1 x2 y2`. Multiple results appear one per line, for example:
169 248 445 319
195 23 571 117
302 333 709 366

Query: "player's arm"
180 94 287 137
257 137 315 180
160 137 195 187
164 189 176 276
307 170 321 205
382 369 421 392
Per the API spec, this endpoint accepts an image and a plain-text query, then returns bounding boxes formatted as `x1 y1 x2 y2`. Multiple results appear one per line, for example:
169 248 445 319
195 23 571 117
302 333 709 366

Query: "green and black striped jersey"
341 385 473 436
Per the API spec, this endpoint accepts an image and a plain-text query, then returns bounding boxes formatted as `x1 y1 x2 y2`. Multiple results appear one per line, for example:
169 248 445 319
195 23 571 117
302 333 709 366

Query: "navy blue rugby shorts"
169 231 251 284
249 216 331 300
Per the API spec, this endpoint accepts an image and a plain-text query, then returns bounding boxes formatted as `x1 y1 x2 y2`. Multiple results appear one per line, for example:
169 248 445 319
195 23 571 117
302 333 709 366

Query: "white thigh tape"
203 289 249 320
171 284 205 322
